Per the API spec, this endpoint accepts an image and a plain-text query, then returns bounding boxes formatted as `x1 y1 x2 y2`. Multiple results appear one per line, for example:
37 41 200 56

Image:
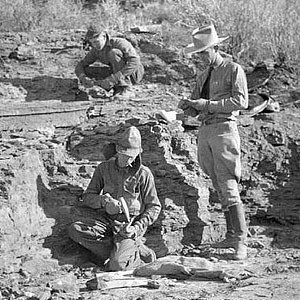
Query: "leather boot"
212 210 235 248
113 86 135 101
228 204 248 260
139 244 156 263
137 237 156 264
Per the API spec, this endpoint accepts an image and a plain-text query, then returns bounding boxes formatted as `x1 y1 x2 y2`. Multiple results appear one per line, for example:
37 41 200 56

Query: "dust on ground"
0 29 300 300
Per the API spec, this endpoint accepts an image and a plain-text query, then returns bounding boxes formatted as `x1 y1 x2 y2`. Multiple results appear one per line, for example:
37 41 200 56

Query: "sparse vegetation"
0 0 299 71
149 0 300 70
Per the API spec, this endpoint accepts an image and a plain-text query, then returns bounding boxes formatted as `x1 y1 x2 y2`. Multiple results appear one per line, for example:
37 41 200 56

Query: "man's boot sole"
211 238 236 249
233 243 247 260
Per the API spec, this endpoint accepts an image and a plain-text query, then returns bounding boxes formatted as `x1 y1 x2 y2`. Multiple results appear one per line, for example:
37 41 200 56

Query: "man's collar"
113 155 141 173
210 53 224 69
105 33 111 48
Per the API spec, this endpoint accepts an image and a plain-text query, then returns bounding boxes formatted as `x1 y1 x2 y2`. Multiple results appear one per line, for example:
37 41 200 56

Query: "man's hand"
100 193 122 215
183 107 199 117
118 224 138 238
79 74 94 88
178 98 191 110
97 72 123 91
192 98 209 112
178 98 209 113
98 78 114 91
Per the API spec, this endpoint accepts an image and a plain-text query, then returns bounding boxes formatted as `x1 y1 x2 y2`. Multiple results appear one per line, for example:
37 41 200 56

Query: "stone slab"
0 100 90 129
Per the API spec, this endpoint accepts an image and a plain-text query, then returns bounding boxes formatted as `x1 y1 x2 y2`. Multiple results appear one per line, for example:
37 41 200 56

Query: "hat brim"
184 36 229 56
116 145 142 157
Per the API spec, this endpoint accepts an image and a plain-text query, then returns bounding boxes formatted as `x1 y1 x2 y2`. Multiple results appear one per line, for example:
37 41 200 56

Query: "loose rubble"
0 29 300 299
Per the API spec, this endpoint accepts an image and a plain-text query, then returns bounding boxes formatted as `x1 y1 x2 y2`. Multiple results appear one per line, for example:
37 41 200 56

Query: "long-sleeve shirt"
191 58 248 122
81 157 161 236
75 35 141 78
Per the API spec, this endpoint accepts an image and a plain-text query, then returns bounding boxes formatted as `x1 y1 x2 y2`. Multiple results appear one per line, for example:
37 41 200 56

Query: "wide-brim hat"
116 126 143 157
184 24 229 56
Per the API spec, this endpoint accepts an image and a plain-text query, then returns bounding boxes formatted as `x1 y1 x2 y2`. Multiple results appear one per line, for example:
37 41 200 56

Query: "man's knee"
68 222 81 243
109 257 126 271
132 63 144 84
108 239 140 271
218 178 242 208
109 251 140 271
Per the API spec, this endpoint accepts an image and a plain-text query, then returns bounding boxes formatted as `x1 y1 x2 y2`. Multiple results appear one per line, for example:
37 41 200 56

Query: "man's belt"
201 118 232 125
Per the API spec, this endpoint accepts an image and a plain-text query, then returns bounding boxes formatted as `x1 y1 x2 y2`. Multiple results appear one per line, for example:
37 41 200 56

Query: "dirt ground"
0 29 300 300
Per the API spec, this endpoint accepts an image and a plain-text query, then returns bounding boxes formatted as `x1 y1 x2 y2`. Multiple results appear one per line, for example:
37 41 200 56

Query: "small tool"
119 197 131 223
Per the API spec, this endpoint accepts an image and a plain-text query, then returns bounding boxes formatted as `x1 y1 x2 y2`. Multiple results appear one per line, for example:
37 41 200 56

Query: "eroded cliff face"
0 120 212 267
1 105 300 270
0 28 300 273
0 149 52 269
239 110 300 225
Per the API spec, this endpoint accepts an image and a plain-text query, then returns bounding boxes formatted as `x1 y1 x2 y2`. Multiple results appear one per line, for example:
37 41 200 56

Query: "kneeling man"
69 126 161 271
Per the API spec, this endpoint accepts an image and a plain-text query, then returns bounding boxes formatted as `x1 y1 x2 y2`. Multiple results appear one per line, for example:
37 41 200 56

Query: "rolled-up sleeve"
81 165 104 209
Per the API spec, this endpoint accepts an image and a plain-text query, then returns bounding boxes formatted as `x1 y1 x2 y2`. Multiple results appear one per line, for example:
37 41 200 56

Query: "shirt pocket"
223 77 232 94
102 182 116 197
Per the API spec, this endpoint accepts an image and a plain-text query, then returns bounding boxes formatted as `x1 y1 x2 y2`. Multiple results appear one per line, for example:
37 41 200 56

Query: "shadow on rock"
243 111 300 249
0 76 79 102
36 175 92 266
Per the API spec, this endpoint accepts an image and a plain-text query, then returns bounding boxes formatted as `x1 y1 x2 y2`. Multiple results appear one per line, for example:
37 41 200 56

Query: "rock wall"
239 110 300 225
0 128 88 270
1 106 300 267
1 28 300 268
0 150 53 269
0 120 219 266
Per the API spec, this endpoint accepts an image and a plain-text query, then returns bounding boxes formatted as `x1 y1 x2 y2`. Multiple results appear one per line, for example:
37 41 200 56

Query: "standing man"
75 25 144 100
178 24 248 260
69 126 161 270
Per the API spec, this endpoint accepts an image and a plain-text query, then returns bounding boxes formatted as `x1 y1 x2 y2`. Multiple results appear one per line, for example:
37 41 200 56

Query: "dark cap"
85 25 101 41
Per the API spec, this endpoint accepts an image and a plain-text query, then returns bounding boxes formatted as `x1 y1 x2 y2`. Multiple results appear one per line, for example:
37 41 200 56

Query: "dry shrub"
214 0 300 67
142 0 300 71
0 0 84 31
68 1 128 34
38 0 84 30
0 0 39 31
83 0 147 33
90 0 125 31
0 0 130 32
0 0 298 72
140 0 300 71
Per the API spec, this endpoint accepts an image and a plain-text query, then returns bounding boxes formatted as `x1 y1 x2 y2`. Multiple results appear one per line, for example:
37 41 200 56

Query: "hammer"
119 197 131 224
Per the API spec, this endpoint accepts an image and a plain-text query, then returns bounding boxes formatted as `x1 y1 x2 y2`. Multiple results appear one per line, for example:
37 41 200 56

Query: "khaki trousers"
197 121 242 209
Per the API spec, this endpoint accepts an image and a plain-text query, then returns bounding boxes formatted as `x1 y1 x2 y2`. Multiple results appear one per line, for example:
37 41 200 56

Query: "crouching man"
75 25 144 100
69 126 161 271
